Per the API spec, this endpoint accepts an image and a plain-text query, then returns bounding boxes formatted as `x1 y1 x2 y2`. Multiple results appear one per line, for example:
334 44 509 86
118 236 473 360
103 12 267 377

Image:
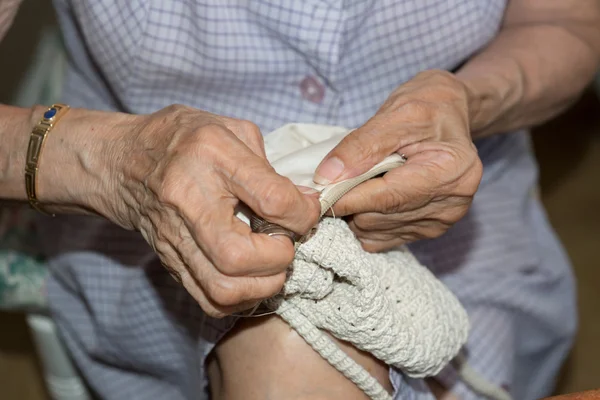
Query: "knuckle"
384 188 410 213
162 104 196 126
437 205 469 226
345 133 379 164
380 191 398 213
238 120 262 140
353 214 378 230
360 240 379 253
453 151 483 197
416 70 457 87
263 282 284 300
403 100 435 120
156 167 186 206
197 122 228 142
469 156 484 188
152 229 171 252
401 233 419 243
163 103 186 115
256 179 295 220
277 247 295 268
214 239 251 275
205 278 243 307
352 215 368 230
192 123 230 158
431 224 449 238
221 119 264 154
417 223 448 240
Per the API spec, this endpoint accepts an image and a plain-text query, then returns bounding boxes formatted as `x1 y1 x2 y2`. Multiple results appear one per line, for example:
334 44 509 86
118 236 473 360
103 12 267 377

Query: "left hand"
313 70 483 252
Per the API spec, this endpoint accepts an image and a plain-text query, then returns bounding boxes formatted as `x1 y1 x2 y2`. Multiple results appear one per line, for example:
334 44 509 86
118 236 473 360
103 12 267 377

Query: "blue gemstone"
44 108 57 119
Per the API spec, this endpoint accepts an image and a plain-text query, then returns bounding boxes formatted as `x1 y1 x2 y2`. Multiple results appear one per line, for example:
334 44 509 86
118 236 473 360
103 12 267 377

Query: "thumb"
313 119 403 185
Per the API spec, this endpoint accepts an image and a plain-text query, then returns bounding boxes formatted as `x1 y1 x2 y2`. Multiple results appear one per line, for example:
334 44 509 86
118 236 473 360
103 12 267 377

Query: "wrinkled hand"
103 105 320 316
314 70 483 252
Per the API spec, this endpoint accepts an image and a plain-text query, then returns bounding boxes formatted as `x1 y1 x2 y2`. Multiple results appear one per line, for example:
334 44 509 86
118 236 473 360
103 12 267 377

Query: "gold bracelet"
25 104 71 216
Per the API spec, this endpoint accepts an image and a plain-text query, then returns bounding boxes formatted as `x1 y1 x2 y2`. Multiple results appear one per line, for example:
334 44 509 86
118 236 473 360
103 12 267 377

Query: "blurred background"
0 1 599 399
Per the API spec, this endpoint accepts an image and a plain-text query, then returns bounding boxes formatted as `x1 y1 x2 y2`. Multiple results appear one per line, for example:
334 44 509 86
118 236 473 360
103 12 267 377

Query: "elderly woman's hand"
314 70 483 252
44 105 320 317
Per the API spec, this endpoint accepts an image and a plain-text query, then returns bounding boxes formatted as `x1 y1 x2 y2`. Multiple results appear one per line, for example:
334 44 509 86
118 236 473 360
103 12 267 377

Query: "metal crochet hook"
249 214 299 244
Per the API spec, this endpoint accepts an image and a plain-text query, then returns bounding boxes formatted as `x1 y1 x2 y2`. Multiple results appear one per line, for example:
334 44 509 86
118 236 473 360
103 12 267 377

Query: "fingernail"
314 157 345 185
297 185 319 195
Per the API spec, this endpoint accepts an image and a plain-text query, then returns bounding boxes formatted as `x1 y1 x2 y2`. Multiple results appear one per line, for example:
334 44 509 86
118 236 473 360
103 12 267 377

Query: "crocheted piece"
266 218 469 380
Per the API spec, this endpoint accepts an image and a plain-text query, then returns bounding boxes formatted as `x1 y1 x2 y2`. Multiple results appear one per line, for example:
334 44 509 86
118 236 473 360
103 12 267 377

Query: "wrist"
411 69 483 139
418 69 490 136
455 65 524 138
34 106 135 216
456 76 487 135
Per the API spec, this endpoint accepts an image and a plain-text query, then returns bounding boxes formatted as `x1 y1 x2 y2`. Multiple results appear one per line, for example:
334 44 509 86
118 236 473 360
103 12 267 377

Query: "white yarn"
264 218 470 398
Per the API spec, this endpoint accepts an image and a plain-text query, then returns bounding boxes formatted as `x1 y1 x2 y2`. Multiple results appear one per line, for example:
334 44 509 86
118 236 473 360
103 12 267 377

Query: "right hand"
57 105 321 317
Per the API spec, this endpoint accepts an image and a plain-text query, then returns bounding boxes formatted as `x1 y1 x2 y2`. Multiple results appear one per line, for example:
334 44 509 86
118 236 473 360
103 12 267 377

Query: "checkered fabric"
40 1 576 399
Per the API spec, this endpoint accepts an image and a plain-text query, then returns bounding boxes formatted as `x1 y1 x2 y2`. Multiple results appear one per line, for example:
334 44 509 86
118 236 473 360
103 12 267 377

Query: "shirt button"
300 75 325 104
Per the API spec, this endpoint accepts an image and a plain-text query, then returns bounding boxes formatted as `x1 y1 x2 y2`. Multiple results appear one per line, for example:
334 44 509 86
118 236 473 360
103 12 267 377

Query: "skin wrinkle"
127 113 299 287
166 227 236 315
353 218 455 239
183 192 230 249
54 104 319 317
353 207 463 232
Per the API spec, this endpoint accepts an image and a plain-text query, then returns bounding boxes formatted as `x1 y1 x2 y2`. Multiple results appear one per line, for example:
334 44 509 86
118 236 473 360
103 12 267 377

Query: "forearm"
0 103 128 215
0 104 36 201
457 2 600 138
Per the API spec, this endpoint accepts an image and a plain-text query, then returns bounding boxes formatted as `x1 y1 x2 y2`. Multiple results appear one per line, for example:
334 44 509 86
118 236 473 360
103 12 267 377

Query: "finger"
150 207 289 310
179 243 287 310
360 237 409 253
200 271 287 309
174 233 288 313
350 218 449 242
296 185 321 197
331 160 438 216
181 269 285 316
349 219 409 242
183 199 297 277
349 198 469 232
313 115 420 185
151 236 230 316
178 265 228 317
220 147 321 234
222 119 267 159
351 212 402 232
173 129 317 276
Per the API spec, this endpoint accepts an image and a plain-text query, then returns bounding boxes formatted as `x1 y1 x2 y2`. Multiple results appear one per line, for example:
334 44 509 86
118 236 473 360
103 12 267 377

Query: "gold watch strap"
25 103 71 216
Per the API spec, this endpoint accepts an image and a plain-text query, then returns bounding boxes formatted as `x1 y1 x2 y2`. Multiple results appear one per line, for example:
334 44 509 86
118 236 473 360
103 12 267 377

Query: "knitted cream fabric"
265 218 469 375
241 124 470 399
